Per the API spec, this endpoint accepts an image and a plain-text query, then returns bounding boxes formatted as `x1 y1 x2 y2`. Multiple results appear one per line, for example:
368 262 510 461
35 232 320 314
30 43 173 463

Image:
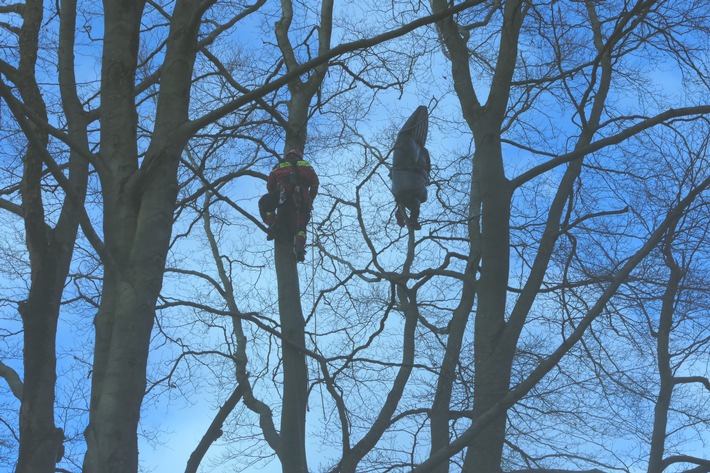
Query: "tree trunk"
429 267 477 473
16 272 64 473
13 0 72 469
82 141 185 473
427 0 525 461
275 108 310 473
82 0 145 468
462 131 513 473
15 32 60 473
274 239 309 473
271 0 335 464
82 277 154 472
82 0 209 470
647 238 682 473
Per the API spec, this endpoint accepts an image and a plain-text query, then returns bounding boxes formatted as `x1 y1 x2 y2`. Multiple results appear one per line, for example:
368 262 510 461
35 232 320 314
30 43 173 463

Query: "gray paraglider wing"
399 105 428 147
392 105 429 170
391 106 430 202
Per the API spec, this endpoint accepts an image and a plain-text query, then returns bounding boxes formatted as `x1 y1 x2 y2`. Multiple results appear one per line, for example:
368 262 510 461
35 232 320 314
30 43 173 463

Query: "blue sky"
2 1 710 472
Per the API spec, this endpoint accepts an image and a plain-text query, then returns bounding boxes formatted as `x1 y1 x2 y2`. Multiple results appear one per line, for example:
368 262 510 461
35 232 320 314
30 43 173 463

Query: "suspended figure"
259 149 320 262
391 105 430 230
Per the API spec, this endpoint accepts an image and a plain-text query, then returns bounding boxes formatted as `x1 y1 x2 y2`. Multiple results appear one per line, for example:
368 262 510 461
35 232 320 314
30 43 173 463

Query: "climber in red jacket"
259 149 319 262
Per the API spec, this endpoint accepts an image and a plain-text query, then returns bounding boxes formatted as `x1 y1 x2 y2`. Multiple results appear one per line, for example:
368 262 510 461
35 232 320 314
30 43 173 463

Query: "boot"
408 204 421 230
395 206 406 227
294 232 306 262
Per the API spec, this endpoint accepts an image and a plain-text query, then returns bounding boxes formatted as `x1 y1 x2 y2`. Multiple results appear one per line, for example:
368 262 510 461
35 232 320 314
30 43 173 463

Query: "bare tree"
2 1 710 473
648 223 710 473
0 0 91 468
420 0 710 471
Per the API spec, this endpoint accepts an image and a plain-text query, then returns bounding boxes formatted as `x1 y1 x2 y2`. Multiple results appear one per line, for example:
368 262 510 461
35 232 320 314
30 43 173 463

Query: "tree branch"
413 173 710 472
185 0 487 135
0 360 23 400
674 376 710 391
661 455 710 471
511 106 710 188
184 384 243 473
0 76 112 271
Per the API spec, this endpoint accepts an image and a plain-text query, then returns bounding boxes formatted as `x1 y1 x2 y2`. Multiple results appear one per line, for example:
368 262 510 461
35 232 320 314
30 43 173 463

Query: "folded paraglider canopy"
391 105 431 231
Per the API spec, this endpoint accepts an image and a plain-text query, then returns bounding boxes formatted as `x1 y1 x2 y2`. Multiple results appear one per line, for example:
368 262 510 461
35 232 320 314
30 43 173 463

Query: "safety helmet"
285 149 303 161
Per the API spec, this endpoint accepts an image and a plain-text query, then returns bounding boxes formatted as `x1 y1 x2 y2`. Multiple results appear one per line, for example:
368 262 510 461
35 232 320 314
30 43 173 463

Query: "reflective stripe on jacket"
267 160 320 199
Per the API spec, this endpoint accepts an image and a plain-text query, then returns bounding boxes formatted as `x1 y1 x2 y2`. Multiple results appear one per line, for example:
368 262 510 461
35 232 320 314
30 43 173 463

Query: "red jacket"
267 159 320 201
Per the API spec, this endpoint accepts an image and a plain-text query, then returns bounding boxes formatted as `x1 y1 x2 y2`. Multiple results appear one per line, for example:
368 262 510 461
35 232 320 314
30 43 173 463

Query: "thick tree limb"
661 455 710 470
0 360 23 400
0 78 112 274
511 106 710 188
413 173 710 472
0 4 23 14
0 197 25 218
184 384 243 473
201 195 281 453
674 376 710 391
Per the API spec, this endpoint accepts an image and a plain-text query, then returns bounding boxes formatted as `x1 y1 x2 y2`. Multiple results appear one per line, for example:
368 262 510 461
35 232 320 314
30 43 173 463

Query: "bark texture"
82 0 212 471
13 0 89 469
271 1 334 470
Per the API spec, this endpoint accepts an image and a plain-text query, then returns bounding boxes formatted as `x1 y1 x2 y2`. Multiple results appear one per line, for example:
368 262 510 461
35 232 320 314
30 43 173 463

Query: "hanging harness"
276 160 312 211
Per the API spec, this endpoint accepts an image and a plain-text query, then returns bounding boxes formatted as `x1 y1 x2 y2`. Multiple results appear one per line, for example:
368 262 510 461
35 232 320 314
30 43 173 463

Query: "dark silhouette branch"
185 0 488 135
0 360 23 400
184 384 244 473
